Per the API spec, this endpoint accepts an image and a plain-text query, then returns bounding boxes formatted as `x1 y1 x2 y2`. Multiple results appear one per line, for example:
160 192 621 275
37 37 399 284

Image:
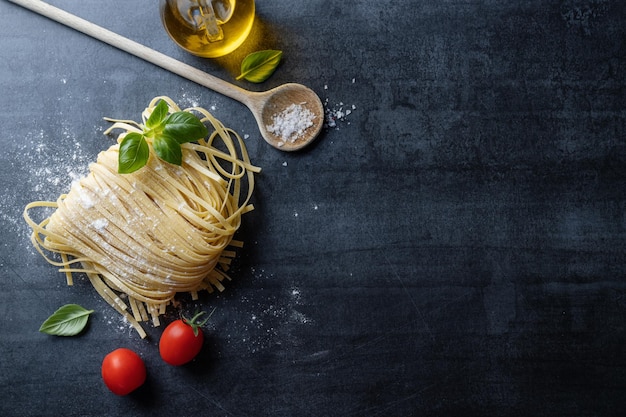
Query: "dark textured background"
1 0 625 416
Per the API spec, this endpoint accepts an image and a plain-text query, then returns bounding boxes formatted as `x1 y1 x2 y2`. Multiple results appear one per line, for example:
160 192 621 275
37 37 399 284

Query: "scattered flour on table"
27 126 93 193
2 126 94 248
178 90 215 110
222 268 314 354
102 311 135 336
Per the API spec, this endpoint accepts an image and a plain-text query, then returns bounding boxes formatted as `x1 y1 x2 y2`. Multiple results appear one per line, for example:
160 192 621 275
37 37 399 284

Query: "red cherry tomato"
159 311 211 366
101 348 146 395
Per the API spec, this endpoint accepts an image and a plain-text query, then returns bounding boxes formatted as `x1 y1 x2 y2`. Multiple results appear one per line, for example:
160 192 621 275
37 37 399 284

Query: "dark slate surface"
1 0 625 416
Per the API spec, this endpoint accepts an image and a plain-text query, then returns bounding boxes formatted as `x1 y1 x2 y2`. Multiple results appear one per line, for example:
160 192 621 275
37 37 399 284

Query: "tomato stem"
182 308 216 337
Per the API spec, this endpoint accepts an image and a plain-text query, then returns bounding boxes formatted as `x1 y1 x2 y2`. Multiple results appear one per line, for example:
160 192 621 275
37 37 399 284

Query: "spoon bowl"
250 83 324 151
9 0 325 151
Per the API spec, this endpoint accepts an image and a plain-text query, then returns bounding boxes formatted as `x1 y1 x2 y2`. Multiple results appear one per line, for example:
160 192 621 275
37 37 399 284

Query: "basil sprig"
118 100 209 174
236 50 283 83
39 304 94 336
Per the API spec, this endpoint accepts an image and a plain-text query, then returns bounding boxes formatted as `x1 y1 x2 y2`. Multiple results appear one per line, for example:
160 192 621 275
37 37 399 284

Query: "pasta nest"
24 97 260 338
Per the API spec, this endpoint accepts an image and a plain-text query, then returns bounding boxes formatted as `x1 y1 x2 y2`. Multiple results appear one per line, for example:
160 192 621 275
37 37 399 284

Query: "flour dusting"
2 126 94 250
220 268 314 354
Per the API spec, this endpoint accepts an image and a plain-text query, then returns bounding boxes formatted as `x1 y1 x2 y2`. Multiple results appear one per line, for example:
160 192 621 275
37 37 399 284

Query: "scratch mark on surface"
186 385 237 416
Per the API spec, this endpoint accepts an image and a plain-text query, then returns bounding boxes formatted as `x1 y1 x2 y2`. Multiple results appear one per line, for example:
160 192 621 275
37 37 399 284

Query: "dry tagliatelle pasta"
24 97 260 338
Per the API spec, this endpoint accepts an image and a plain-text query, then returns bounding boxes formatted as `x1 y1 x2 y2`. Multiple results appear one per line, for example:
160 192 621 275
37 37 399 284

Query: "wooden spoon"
8 0 324 151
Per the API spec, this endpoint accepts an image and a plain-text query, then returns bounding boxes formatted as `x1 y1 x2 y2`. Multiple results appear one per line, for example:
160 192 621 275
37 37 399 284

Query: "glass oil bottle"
160 0 255 58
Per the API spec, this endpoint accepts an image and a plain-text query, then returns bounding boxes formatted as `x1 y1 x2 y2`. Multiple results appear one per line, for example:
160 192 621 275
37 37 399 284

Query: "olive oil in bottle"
160 0 255 58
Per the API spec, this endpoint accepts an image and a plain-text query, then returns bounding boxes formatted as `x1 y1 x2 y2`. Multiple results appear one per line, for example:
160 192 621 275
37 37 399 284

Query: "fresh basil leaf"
162 111 208 144
236 50 283 83
153 134 183 165
115 102 207 174
146 99 168 129
118 132 149 174
39 304 94 336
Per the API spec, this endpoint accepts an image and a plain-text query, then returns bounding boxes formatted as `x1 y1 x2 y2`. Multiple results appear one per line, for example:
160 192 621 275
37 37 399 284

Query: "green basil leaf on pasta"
39 304 94 336
145 99 168 129
113 101 208 173
236 50 283 83
153 134 183 165
163 111 209 144
118 132 149 173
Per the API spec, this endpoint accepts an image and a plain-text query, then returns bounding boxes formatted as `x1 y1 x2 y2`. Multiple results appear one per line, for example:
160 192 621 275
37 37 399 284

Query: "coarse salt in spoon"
7 0 324 151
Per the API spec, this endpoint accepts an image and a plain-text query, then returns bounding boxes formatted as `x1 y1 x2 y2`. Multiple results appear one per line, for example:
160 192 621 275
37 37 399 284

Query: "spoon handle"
7 0 251 104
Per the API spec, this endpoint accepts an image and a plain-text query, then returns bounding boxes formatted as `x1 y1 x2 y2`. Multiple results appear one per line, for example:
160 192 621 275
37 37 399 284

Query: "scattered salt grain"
324 100 355 129
322 80 357 130
291 288 301 300
266 103 316 145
